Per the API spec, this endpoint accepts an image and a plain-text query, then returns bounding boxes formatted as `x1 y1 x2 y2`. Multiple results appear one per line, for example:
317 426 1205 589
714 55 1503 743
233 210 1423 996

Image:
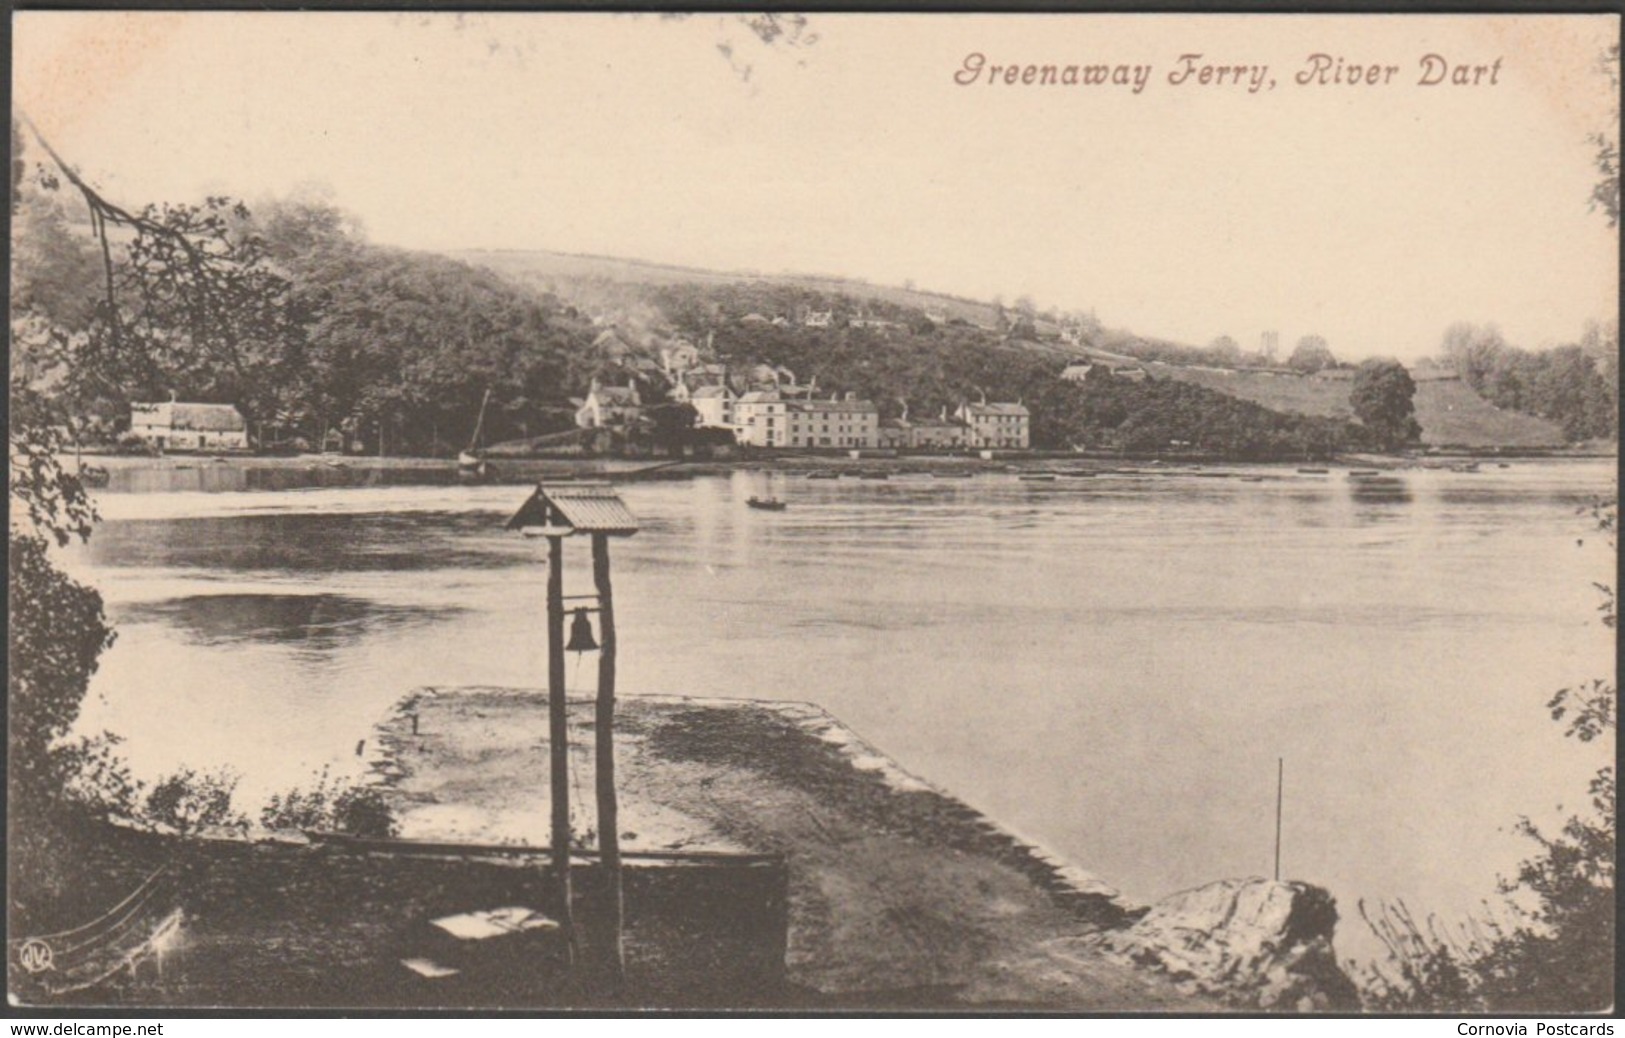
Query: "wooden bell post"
509 482 637 986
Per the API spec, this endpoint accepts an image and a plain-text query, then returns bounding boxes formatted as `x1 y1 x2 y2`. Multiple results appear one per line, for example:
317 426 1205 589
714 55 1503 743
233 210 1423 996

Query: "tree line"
12 177 601 455
1439 321 1618 443
656 281 1413 456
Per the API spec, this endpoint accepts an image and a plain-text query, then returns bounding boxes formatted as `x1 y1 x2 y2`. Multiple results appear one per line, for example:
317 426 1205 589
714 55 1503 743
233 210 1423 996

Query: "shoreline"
64 445 1617 481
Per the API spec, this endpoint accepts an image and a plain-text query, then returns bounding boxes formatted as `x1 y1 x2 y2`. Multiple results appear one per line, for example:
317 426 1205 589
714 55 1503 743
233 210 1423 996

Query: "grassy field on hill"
1411 380 1569 448
458 248 1009 330
1158 368 1567 448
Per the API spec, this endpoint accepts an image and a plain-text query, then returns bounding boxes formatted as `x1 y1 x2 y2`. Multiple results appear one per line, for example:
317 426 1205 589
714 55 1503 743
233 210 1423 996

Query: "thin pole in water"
1274 757 1284 881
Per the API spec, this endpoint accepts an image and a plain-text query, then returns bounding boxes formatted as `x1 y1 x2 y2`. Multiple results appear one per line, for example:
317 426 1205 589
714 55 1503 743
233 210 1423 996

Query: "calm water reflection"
62 460 1616 959
120 592 463 650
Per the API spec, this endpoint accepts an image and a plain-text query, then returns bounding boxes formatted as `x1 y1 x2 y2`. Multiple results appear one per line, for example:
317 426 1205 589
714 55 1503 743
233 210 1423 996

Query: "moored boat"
747 497 787 511
459 389 492 469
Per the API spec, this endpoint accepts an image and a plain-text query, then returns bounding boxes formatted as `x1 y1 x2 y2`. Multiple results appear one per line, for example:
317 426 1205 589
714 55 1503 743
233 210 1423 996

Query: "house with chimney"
575 378 643 429
884 403 969 450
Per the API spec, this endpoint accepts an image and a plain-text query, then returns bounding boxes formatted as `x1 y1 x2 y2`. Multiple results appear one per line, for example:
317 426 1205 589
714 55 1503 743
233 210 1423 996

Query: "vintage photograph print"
7 11 1618 1013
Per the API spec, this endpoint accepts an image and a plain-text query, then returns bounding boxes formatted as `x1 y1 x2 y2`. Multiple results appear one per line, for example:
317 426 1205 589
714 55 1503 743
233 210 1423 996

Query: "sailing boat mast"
459 389 492 468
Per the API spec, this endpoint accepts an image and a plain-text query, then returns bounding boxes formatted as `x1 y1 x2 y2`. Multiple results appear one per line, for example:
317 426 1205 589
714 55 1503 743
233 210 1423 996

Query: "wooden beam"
592 532 625 986
546 534 576 966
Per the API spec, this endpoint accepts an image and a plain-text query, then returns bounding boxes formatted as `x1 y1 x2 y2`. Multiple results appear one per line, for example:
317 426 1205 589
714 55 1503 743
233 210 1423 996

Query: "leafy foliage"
657 280 1364 456
260 767 399 839
15 125 303 433
8 382 98 547
1029 375 1362 457
8 124 120 918
7 534 115 810
1439 322 1617 442
1288 335 1337 373
1588 42 1620 227
13 141 596 456
257 211 597 454
1089 331 1277 370
1353 899 1493 1012
1473 498 1617 1012
1350 360 1421 450
81 198 299 424
56 733 146 820
142 767 249 836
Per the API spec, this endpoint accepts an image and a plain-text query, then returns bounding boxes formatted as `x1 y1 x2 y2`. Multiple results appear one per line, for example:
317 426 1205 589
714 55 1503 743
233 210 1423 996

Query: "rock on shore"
1085 877 1360 1011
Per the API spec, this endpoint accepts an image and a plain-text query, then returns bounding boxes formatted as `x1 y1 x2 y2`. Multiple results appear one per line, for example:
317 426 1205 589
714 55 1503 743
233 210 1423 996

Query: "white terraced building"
732 391 879 449
783 397 879 449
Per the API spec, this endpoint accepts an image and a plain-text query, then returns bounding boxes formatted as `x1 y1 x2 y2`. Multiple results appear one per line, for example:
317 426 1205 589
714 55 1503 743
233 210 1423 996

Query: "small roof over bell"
507 481 639 537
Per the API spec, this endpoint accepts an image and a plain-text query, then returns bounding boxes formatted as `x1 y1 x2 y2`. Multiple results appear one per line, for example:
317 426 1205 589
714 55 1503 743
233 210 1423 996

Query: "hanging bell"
566 608 600 653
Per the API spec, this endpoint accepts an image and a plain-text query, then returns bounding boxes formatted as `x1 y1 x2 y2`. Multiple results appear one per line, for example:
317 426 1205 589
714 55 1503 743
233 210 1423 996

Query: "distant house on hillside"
1408 360 1461 382
801 308 834 328
849 312 899 331
622 355 668 384
683 363 729 390
128 401 249 451
956 401 1030 450
575 378 642 429
592 326 639 359
1061 361 1147 384
661 340 702 376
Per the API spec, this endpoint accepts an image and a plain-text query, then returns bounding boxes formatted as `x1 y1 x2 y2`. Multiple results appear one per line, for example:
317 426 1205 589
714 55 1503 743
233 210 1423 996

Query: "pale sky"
13 11 1621 362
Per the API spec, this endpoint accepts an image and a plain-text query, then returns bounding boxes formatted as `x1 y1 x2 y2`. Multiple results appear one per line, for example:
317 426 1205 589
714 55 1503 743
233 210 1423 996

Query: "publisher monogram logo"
18 938 54 974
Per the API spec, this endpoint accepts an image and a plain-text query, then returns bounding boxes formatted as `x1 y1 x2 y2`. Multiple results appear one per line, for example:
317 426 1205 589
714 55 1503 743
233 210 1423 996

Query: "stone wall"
12 824 788 1009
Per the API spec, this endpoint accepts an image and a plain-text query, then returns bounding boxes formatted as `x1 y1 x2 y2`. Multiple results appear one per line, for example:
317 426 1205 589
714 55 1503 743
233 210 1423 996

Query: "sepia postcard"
7 9 1619 1016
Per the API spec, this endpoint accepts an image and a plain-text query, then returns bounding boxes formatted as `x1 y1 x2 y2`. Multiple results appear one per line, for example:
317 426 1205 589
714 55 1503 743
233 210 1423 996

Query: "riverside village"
8 11 1619 1018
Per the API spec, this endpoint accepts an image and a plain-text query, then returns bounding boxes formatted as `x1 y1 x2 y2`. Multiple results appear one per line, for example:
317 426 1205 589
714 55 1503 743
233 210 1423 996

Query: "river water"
60 459 1615 960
